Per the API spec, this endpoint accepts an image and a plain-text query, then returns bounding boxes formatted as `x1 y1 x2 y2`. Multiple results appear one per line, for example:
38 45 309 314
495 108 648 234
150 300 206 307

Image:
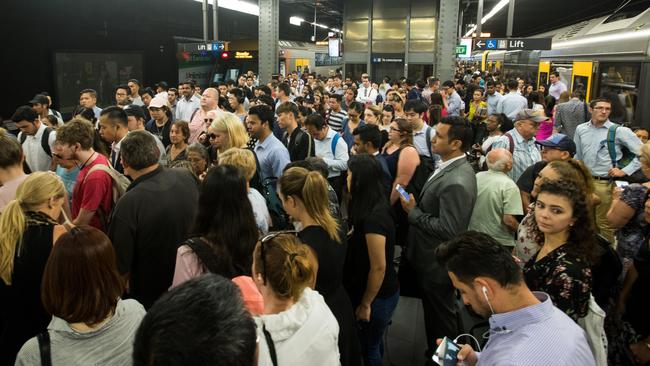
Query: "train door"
538 61 550 87
571 61 594 101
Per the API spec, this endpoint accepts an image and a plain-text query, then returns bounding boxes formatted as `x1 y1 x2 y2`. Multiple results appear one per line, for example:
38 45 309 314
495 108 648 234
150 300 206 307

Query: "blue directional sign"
472 38 552 51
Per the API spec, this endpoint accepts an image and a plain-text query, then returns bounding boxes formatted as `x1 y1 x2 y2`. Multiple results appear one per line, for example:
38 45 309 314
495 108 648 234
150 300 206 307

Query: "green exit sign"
455 45 467 54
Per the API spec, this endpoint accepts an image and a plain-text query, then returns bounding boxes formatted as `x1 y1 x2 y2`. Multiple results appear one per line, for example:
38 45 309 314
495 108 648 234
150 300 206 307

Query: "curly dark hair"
531 179 598 264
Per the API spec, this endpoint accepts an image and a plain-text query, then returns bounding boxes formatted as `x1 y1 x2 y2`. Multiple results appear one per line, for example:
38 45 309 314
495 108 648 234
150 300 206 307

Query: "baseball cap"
535 133 576 156
514 109 548 123
29 94 49 105
124 105 146 120
148 96 170 109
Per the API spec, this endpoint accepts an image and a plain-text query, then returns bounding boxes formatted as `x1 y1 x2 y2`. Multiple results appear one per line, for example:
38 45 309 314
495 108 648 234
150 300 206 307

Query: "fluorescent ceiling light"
192 0 342 34
290 16 305 26
464 0 509 38
193 0 259 16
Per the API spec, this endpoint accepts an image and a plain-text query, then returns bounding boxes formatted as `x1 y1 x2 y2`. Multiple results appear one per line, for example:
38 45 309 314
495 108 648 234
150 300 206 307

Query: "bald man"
188 87 223 144
468 148 523 248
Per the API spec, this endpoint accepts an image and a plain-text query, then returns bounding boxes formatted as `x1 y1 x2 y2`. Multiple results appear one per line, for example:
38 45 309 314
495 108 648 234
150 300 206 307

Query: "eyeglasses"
390 127 402 133
258 230 298 284
208 133 217 140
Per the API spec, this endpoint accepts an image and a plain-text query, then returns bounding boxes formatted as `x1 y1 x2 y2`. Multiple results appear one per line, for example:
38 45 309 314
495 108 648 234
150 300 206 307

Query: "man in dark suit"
400 116 477 362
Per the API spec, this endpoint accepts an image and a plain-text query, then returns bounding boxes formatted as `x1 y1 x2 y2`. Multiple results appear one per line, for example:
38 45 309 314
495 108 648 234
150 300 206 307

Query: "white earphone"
482 286 495 315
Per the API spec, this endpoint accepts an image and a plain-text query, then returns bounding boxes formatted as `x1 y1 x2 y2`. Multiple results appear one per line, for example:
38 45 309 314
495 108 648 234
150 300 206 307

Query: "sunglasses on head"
258 230 298 284
204 118 214 123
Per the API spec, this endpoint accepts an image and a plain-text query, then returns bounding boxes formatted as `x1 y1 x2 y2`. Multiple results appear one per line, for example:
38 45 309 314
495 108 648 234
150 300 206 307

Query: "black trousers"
328 174 346 204
418 274 459 360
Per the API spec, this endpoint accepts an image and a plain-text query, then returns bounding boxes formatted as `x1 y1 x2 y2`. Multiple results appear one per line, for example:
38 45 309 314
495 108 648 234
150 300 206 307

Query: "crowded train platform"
3 0 650 365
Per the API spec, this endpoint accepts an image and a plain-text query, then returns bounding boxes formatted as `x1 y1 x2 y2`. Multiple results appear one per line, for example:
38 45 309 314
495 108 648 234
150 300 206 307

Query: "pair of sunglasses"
258 230 298 284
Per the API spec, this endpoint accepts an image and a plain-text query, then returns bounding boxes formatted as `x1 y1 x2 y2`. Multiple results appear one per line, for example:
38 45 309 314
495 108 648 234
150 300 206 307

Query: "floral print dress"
523 245 592 322
615 183 649 259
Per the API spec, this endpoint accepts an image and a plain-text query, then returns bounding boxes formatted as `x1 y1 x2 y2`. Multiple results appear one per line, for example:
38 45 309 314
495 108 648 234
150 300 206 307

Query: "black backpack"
19 127 53 156
250 149 291 230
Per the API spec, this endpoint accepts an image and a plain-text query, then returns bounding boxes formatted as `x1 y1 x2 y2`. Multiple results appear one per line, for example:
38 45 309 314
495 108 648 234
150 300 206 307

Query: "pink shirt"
171 245 264 315
535 120 554 141
0 174 28 213
188 108 222 144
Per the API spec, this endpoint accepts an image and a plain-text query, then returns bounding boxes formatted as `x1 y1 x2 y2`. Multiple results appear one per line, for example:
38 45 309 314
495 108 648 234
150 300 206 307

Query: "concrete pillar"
258 0 279 83
213 0 219 40
435 0 459 81
507 0 515 37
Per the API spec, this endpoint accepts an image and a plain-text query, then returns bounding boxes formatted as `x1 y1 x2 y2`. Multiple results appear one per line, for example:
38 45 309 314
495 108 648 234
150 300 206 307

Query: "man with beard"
434 231 595 366
175 79 200 122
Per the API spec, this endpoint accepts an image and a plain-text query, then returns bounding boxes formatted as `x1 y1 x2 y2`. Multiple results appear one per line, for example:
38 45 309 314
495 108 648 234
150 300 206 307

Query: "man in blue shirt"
435 231 596 366
485 80 502 116
246 105 290 180
574 97 643 243
442 80 464 117
496 80 528 121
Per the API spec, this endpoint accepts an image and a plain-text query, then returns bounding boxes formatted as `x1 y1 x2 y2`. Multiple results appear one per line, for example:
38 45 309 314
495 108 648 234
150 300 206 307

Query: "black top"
145 118 172 148
517 161 547 194
298 226 346 298
625 243 650 336
344 203 399 304
282 127 314 162
298 226 362 366
523 245 592 321
0 212 55 365
382 147 400 180
108 166 199 309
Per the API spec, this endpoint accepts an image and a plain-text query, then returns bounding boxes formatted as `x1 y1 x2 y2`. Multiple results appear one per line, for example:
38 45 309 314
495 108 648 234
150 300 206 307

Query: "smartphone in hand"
395 184 410 202
432 336 460 366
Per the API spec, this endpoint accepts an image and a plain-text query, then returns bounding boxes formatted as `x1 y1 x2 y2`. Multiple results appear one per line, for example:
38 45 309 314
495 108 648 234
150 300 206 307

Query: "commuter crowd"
0 66 649 366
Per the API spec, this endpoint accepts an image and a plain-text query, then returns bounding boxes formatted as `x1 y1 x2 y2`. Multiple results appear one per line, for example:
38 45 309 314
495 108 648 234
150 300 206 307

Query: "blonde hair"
279 167 340 243
218 148 257 181
211 112 249 152
365 104 382 120
253 234 315 301
0 172 65 285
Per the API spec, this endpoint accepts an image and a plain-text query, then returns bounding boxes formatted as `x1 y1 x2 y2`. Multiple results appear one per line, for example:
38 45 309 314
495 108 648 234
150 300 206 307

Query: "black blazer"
405 157 477 284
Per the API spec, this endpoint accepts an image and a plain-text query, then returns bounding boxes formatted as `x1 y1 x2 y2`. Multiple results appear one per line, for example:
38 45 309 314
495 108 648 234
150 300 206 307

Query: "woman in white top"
253 232 340 366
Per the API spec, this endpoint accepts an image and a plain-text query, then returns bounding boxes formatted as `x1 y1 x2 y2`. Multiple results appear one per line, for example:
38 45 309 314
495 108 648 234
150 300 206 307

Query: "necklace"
77 152 96 170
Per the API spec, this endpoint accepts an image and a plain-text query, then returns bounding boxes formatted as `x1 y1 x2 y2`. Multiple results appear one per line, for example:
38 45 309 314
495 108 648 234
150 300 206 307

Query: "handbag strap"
262 324 278 366
37 331 52 366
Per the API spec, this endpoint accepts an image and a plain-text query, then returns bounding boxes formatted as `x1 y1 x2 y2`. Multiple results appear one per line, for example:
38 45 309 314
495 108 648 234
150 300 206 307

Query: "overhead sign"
457 38 473 58
372 56 404 63
183 41 229 53
472 38 552 51
234 51 254 59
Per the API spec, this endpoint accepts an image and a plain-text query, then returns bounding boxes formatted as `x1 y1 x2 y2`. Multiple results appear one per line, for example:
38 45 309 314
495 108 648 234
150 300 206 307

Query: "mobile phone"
395 184 410 202
432 336 460 366
615 180 629 188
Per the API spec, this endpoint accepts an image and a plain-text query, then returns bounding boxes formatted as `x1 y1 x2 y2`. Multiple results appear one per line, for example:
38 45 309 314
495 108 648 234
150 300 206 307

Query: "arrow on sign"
475 40 485 48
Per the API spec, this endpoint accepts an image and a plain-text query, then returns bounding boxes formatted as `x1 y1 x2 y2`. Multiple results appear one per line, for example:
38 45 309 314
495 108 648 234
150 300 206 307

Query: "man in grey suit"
554 90 590 139
400 116 477 361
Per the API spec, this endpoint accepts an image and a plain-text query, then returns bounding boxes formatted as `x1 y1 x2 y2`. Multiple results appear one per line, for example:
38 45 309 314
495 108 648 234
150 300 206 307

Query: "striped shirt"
492 128 541 182
476 292 595 366
327 109 347 132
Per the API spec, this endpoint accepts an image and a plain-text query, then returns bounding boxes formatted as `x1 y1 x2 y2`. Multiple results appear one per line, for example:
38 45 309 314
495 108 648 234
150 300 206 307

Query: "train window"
597 63 640 124
572 76 589 95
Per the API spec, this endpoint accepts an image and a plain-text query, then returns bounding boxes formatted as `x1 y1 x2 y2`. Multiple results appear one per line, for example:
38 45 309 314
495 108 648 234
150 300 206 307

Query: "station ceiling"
461 0 645 37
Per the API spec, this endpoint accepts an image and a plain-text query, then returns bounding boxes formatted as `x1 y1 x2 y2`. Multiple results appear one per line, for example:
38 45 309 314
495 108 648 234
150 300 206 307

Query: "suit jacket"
405 157 477 285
